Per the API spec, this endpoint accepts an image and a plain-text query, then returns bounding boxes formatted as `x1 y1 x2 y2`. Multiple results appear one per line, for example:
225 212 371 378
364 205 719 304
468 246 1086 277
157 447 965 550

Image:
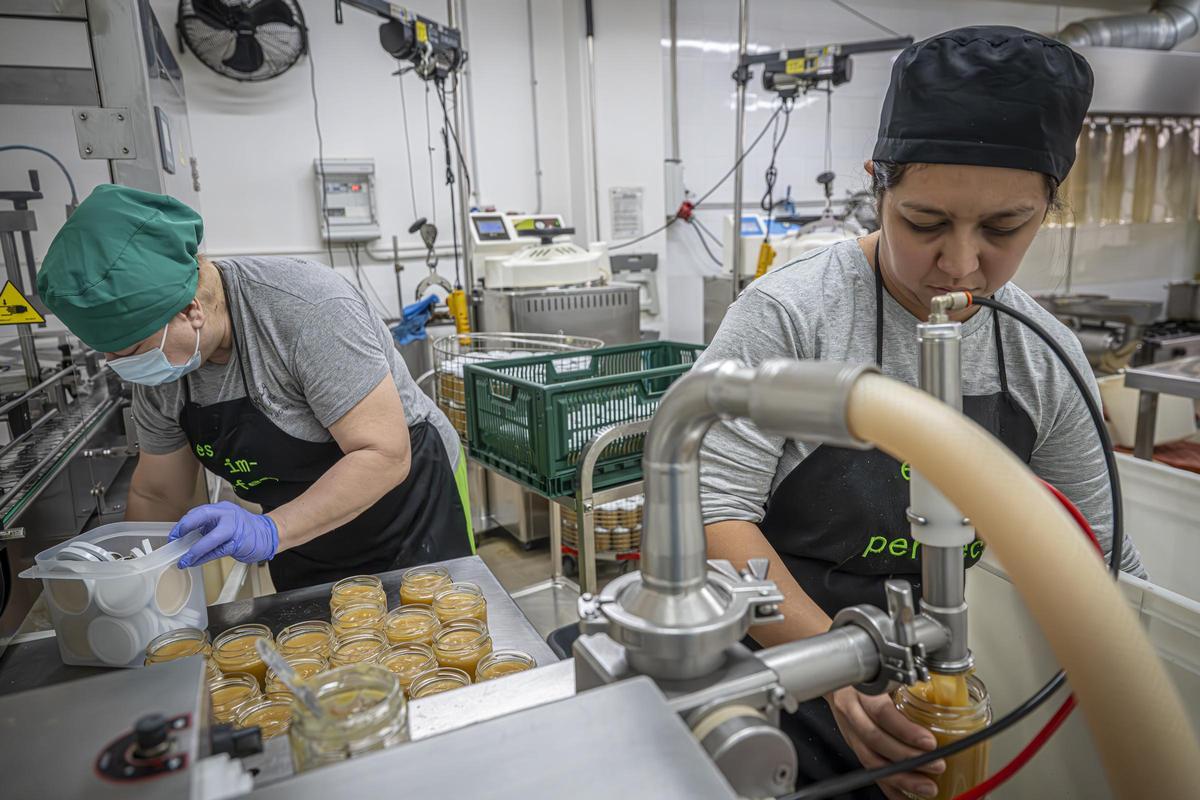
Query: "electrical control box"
314 158 379 242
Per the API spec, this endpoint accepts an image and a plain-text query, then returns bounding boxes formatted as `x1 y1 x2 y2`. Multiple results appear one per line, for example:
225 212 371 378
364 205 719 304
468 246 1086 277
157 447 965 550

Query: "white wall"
654 0 1162 341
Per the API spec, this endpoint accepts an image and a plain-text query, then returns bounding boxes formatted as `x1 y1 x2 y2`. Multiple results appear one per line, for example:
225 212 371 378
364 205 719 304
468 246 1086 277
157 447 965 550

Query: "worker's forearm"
125 480 194 522
269 448 410 551
705 519 832 646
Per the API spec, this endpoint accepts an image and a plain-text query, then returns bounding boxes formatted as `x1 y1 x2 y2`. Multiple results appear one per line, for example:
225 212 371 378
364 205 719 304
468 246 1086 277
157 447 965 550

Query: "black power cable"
689 221 722 267
307 45 335 269
973 295 1124 579
782 292 1127 800
610 102 787 252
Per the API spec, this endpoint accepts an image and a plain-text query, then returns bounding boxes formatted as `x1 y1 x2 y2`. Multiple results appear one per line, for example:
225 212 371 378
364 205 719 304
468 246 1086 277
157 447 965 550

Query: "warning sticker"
0 281 45 325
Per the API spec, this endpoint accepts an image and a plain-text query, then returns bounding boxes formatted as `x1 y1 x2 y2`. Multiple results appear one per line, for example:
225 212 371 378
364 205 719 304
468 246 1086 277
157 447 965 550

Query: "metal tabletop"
1122 356 1200 459
1124 356 1200 399
0 555 556 697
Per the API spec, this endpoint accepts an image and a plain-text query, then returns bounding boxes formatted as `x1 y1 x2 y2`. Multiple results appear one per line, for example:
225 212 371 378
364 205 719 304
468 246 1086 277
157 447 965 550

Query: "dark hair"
870 161 1063 216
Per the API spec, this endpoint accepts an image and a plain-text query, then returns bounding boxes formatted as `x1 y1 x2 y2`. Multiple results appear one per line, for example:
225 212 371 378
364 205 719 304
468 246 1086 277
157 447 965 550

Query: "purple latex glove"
169 501 279 569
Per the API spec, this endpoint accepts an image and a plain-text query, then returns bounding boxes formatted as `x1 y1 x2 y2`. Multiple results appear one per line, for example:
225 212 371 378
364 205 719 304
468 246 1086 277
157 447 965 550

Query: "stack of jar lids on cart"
435 350 535 441
143 568 537 772
561 495 644 553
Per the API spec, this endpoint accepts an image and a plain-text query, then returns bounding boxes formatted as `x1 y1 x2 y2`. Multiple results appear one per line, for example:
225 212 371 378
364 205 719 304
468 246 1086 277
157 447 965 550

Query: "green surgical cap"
38 183 203 352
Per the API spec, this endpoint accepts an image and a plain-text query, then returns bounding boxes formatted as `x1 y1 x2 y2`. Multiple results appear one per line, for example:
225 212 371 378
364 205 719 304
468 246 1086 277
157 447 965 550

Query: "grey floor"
475 529 627 639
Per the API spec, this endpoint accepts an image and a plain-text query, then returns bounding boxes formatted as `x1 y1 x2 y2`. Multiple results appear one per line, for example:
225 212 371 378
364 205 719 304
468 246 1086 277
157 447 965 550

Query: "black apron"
178 269 470 592
758 242 1037 799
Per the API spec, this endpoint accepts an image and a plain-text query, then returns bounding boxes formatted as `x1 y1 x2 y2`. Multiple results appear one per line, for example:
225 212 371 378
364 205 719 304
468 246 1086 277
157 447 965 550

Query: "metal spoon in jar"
255 638 324 718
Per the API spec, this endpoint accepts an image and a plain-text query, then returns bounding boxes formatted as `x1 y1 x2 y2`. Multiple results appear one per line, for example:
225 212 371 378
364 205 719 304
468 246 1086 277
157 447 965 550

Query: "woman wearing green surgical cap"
38 184 473 591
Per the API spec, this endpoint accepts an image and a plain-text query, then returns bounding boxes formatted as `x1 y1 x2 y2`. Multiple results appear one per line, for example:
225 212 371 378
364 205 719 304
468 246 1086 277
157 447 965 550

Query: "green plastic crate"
463 341 704 498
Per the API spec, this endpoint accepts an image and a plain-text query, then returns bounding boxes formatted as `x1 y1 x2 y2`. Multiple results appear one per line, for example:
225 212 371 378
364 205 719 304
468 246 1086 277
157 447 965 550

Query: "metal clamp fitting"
830 581 935 694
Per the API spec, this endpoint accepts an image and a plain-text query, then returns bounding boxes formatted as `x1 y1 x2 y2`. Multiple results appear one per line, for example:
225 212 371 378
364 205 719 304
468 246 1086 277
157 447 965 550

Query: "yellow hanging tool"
447 287 471 342
754 240 776 279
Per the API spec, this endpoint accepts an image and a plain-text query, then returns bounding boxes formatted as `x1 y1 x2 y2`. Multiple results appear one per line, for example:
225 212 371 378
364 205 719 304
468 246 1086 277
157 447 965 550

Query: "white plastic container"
20 522 207 668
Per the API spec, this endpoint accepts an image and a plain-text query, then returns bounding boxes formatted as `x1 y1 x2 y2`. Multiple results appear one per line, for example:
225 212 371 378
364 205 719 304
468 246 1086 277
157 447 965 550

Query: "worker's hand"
825 686 945 800
170 501 279 568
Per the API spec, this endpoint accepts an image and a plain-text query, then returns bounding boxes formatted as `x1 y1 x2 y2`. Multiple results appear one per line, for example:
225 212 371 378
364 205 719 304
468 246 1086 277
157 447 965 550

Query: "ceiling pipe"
1057 0 1200 49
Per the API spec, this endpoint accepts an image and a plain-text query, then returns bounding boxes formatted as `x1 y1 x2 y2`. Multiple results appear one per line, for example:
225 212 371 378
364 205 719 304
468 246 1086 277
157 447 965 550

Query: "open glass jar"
408 667 471 698
893 673 992 800
235 695 294 740
383 604 441 647
331 602 387 638
276 620 333 661
212 623 273 689
289 664 408 772
431 582 488 625
209 672 262 725
399 565 451 606
379 643 438 696
432 618 493 676
145 627 211 666
475 650 536 682
329 629 389 668
330 575 387 614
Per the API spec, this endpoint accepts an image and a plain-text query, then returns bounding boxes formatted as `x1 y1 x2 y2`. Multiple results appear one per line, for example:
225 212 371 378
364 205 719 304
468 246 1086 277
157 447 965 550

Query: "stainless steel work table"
0 555 557 697
1122 356 1200 460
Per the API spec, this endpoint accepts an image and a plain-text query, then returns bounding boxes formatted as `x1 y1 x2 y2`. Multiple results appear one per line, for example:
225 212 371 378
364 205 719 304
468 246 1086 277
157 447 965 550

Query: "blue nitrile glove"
169 501 279 569
391 294 439 346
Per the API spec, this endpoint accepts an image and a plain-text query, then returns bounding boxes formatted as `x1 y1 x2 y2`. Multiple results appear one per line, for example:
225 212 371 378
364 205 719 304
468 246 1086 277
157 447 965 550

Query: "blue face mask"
108 324 201 386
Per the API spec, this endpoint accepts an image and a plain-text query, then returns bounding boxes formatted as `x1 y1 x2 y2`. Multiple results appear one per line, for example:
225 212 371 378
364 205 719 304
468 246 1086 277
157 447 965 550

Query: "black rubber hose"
971 295 1124 578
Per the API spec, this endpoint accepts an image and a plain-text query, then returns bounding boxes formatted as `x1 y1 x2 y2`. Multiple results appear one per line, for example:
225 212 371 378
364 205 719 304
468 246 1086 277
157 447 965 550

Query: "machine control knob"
134 714 171 759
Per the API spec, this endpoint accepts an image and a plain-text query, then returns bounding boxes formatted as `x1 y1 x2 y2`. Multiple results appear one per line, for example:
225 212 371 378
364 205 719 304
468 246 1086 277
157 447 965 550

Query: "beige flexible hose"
847 374 1200 799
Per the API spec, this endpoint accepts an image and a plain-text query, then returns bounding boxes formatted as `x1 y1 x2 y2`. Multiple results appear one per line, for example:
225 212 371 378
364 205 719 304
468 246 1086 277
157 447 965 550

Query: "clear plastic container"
475 650 536 682
265 654 328 698
379 643 438 696
329 629 388 668
289 664 408 772
19 522 207 667
331 602 386 638
893 673 992 800
432 618 492 676
276 620 333 660
212 623 273 689
383 604 441 647
209 672 262 724
329 575 387 614
431 582 488 625
398 565 451 606
235 696 294 740
408 667 471 698
144 627 211 666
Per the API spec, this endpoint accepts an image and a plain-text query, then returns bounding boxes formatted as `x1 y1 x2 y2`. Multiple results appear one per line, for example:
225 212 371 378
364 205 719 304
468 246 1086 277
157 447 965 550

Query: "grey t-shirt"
131 256 460 467
698 239 1145 577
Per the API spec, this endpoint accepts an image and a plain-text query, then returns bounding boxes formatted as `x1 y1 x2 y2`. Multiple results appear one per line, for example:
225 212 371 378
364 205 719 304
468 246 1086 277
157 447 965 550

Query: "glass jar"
209 672 262 724
475 650 536 682
212 623 273 689
893 673 992 800
329 629 389 668
289 663 408 772
144 627 211 666
378 643 438 696
265 654 328 698
276 620 333 660
408 667 471 698
431 582 488 625
383 604 441 647
329 575 387 614
398 565 451 606
235 696 294 740
432 618 493 676
331 601 387 638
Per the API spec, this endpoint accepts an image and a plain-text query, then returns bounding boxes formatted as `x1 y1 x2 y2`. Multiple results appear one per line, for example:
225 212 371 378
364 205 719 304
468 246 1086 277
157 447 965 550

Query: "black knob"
210 723 263 759
134 714 170 758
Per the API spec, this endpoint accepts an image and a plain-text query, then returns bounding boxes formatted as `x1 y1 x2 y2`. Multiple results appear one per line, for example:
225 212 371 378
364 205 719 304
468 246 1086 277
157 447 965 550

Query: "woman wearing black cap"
697 26 1145 799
